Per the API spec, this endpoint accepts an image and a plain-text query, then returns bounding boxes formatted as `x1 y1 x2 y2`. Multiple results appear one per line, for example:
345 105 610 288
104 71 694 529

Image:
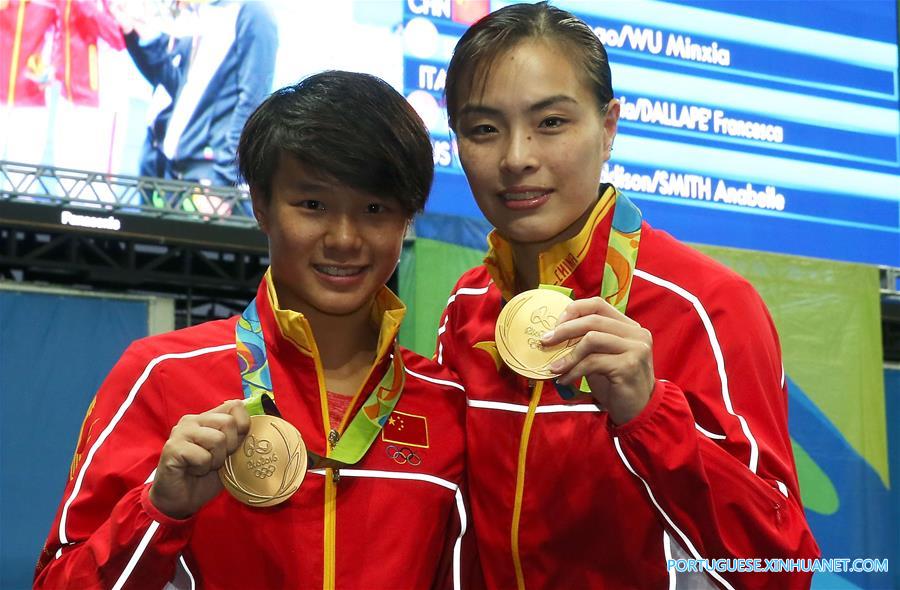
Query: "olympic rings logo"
243 435 272 457
386 445 422 466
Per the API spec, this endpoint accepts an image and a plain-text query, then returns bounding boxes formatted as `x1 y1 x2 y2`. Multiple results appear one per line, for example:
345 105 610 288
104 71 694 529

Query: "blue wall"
0 290 148 590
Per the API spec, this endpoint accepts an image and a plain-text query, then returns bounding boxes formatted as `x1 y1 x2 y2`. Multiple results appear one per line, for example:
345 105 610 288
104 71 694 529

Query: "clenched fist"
149 400 250 519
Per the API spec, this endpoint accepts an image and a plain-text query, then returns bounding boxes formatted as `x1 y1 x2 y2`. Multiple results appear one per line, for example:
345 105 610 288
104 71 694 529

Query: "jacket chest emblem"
385 445 423 466
381 411 429 448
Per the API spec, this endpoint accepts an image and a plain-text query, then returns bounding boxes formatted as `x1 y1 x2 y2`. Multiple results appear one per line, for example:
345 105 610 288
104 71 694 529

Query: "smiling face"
253 151 409 320
454 40 619 247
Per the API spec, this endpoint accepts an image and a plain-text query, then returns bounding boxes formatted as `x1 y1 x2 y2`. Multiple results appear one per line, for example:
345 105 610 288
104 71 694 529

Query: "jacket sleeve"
430 491 460 590
34 342 195 590
610 275 819 589
124 31 185 96
212 2 277 186
428 476 485 590
70 0 125 51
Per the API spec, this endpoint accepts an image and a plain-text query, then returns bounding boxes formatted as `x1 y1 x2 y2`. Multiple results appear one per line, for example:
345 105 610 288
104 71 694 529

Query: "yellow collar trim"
264 269 406 363
484 186 617 299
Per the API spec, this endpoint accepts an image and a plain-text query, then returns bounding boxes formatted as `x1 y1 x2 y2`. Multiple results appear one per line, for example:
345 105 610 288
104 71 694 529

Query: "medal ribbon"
602 190 643 315
552 190 643 399
236 297 404 464
236 300 272 410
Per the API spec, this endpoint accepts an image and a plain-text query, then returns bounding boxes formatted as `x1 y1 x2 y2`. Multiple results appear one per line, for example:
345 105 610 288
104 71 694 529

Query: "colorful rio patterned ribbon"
236 297 405 465
554 190 642 400
236 300 273 407
602 190 643 315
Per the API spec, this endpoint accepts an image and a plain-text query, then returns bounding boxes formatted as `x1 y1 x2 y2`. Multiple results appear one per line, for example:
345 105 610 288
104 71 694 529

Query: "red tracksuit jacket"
436 187 819 589
53 0 125 106
1 0 55 106
36 277 468 589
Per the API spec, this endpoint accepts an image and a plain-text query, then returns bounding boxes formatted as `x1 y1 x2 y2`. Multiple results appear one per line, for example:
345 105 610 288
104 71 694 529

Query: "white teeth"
316 265 363 277
503 191 546 201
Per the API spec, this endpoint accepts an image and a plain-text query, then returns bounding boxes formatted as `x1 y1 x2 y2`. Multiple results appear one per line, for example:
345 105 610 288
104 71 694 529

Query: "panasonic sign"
60 210 122 232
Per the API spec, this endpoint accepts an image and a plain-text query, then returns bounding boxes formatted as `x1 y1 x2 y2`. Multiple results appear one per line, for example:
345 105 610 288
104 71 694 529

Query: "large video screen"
0 0 402 187
404 0 900 267
1 0 898 266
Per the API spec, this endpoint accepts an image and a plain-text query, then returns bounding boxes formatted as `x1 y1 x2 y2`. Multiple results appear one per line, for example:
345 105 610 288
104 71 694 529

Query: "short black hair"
445 2 613 131
238 71 433 215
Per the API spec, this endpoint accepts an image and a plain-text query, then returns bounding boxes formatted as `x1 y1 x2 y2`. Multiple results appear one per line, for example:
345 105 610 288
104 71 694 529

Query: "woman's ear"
604 98 620 154
249 186 269 234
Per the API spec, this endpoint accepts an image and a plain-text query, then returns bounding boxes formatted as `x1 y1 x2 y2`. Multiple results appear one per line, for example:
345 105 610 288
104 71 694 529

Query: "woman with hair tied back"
437 3 819 589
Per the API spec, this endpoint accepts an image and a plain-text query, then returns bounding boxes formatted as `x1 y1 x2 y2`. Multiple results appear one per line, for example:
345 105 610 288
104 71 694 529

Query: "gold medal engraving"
495 289 577 380
219 415 307 507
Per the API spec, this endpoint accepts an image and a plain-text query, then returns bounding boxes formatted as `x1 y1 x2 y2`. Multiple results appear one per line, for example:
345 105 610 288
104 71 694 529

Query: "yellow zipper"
304 328 334 590
64 0 72 101
323 465 337 590
323 427 341 590
312 319 382 590
511 380 543 590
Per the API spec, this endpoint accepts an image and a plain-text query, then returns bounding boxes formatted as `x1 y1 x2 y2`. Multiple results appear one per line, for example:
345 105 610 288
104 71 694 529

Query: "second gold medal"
495 288 577 380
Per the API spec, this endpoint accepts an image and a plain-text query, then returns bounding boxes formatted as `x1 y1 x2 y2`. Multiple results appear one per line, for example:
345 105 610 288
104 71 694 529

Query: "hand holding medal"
149 399 251 520
219 410 307 508
495 285 655 425
539 296 655 426
149 395 308 518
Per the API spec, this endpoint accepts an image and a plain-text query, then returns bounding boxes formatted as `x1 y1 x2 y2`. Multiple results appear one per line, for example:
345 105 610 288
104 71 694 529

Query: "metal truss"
0 161 266 326
0 226 268 324
0 160 256 226
1 229 264 287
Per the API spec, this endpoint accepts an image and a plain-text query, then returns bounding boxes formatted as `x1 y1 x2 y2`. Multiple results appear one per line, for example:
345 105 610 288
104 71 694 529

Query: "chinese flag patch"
382 411 429 448
452 0 490 25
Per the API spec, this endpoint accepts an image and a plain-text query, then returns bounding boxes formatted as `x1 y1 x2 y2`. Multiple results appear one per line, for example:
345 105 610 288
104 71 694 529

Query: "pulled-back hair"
445 2 613 131
239 71 433 215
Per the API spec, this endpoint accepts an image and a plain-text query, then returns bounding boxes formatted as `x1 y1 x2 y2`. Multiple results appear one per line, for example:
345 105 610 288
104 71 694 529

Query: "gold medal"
495 288 577 380
220 415 307 507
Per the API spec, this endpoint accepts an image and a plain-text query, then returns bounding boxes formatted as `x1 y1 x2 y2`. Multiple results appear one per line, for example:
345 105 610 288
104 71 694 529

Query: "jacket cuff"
140 484 198 528
606 379 670 436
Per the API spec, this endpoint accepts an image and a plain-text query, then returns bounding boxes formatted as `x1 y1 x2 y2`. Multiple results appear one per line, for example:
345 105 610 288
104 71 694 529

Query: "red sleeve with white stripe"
431 282 488 590
610 276 819 589
34 342 194 589
36 485 194 589
434 281 461 373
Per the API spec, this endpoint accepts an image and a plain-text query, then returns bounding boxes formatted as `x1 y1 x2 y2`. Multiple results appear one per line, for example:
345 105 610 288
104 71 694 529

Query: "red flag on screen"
452 0 490 25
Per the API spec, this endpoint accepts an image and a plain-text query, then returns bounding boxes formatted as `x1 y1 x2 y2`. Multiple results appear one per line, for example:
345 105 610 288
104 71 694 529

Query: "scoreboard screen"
402 0 900 266
2 0 898 266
